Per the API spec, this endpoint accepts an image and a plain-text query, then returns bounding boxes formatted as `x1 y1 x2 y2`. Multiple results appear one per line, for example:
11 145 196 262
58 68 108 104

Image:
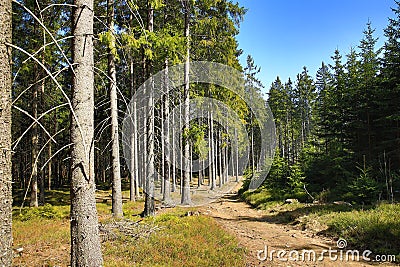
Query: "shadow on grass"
220 193 400 262
13 187 71 207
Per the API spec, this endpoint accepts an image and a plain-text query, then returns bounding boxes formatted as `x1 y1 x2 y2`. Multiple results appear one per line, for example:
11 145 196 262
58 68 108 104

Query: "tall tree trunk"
39 28 46 205
30 3 40 206
30 78 39 207
48 137 52 190
218 130 223 187
70 1 103 266
235 128 239 182
171 106 176 192
163 58 172 204
209 108 216 190
129 56 139 201
143 1 155 216
181 2 191 205
0 1 13 265
107 0 123 218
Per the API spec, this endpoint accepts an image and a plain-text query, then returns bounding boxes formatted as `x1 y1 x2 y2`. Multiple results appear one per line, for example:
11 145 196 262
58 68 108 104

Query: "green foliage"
185 123 209 160
99 31 119 61
13 204 69 221
256 151 306 200
346 166 379 204
262 6 400 206
149 0 165 9
325 203 400 259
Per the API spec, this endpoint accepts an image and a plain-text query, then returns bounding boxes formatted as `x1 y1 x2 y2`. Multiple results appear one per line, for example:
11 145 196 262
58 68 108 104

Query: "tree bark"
107 0 123 218
143 1 155 216
30 77 39 207
30 5 40 206
181 2 191 205
70 1 103 266
0 1 13 265
129 56 139 201
162 59 172 204
209 108 216 190
235 128 239 182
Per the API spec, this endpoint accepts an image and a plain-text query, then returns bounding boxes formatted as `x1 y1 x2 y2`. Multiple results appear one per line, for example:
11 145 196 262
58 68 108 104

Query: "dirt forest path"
198 187 393 267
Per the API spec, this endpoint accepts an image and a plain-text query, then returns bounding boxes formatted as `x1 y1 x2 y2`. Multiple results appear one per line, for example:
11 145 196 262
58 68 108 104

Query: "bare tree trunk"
30 4 40 206
235 128 239 182
218 130 223 187
143 1 155 216
30 78 39 207
48 135 52 190
0 1 13 265
181 3 191 205
163 59 172 204
179 101 183 193
171 106 176 192
129 56 139 201
39 28 46 205
70 1 103 266
251 118 255 176
209 108 216 190
223 143 228 183
107 0 123 218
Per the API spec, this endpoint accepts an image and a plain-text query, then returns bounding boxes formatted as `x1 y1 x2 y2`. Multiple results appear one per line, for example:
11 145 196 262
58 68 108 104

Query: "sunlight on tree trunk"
70 1 103 266
181 1 191 205
0 0 13 265
107 0 123 219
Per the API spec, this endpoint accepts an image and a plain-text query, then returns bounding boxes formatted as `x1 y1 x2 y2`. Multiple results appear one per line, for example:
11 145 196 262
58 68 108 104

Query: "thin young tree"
0 0 13 265
181 0 191 205
70 0 103 265
143 0 156 216
30 1 41 208
107 0 123 218
162 58 172 204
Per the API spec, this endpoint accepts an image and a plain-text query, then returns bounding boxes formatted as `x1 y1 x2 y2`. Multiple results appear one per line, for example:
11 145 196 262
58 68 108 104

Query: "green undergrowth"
12 189 245 266
13 203 70 221
105 211 245 267
241 187 400 262
322 203 400 259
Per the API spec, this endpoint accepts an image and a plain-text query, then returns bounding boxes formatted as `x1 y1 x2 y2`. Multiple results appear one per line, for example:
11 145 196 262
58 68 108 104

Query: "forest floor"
12 183 399 266
198 185 397 267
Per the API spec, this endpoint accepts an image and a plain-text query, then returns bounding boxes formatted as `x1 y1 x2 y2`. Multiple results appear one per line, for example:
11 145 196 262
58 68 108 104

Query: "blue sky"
236 0 395 95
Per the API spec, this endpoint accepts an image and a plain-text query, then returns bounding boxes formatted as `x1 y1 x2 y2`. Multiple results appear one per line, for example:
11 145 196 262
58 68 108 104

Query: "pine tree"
181 0 192 205
107 0 123 219
70 0 103 265
0 0 13 265
379 1 400 170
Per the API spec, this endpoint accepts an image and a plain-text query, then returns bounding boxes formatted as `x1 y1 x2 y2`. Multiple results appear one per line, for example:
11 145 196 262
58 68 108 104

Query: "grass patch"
321 203 400 260
241 187 281 210
241 187 400 262
13 203 70 221
12 216 70 266
12 189 244 266
103 213 245 267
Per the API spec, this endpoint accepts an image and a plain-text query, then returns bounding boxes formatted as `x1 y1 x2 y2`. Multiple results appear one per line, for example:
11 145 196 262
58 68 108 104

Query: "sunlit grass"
242 187 400 262
12 189 244 266
103 214 245 267
321 203 400 259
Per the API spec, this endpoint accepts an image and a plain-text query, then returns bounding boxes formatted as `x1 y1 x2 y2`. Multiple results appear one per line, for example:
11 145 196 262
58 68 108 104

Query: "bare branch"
12 103 68 150
13 105 56 144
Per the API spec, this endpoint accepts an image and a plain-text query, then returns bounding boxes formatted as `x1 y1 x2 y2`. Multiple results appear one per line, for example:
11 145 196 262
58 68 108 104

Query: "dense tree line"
9 0 252 207
1 0 272 264
266 2 400 204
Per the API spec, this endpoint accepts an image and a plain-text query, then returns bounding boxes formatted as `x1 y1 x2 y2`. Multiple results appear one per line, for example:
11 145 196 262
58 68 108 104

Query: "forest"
0 0 399 266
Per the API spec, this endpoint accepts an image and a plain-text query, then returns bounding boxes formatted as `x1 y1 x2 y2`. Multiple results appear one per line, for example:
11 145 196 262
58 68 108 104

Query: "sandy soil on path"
199 191 396 267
